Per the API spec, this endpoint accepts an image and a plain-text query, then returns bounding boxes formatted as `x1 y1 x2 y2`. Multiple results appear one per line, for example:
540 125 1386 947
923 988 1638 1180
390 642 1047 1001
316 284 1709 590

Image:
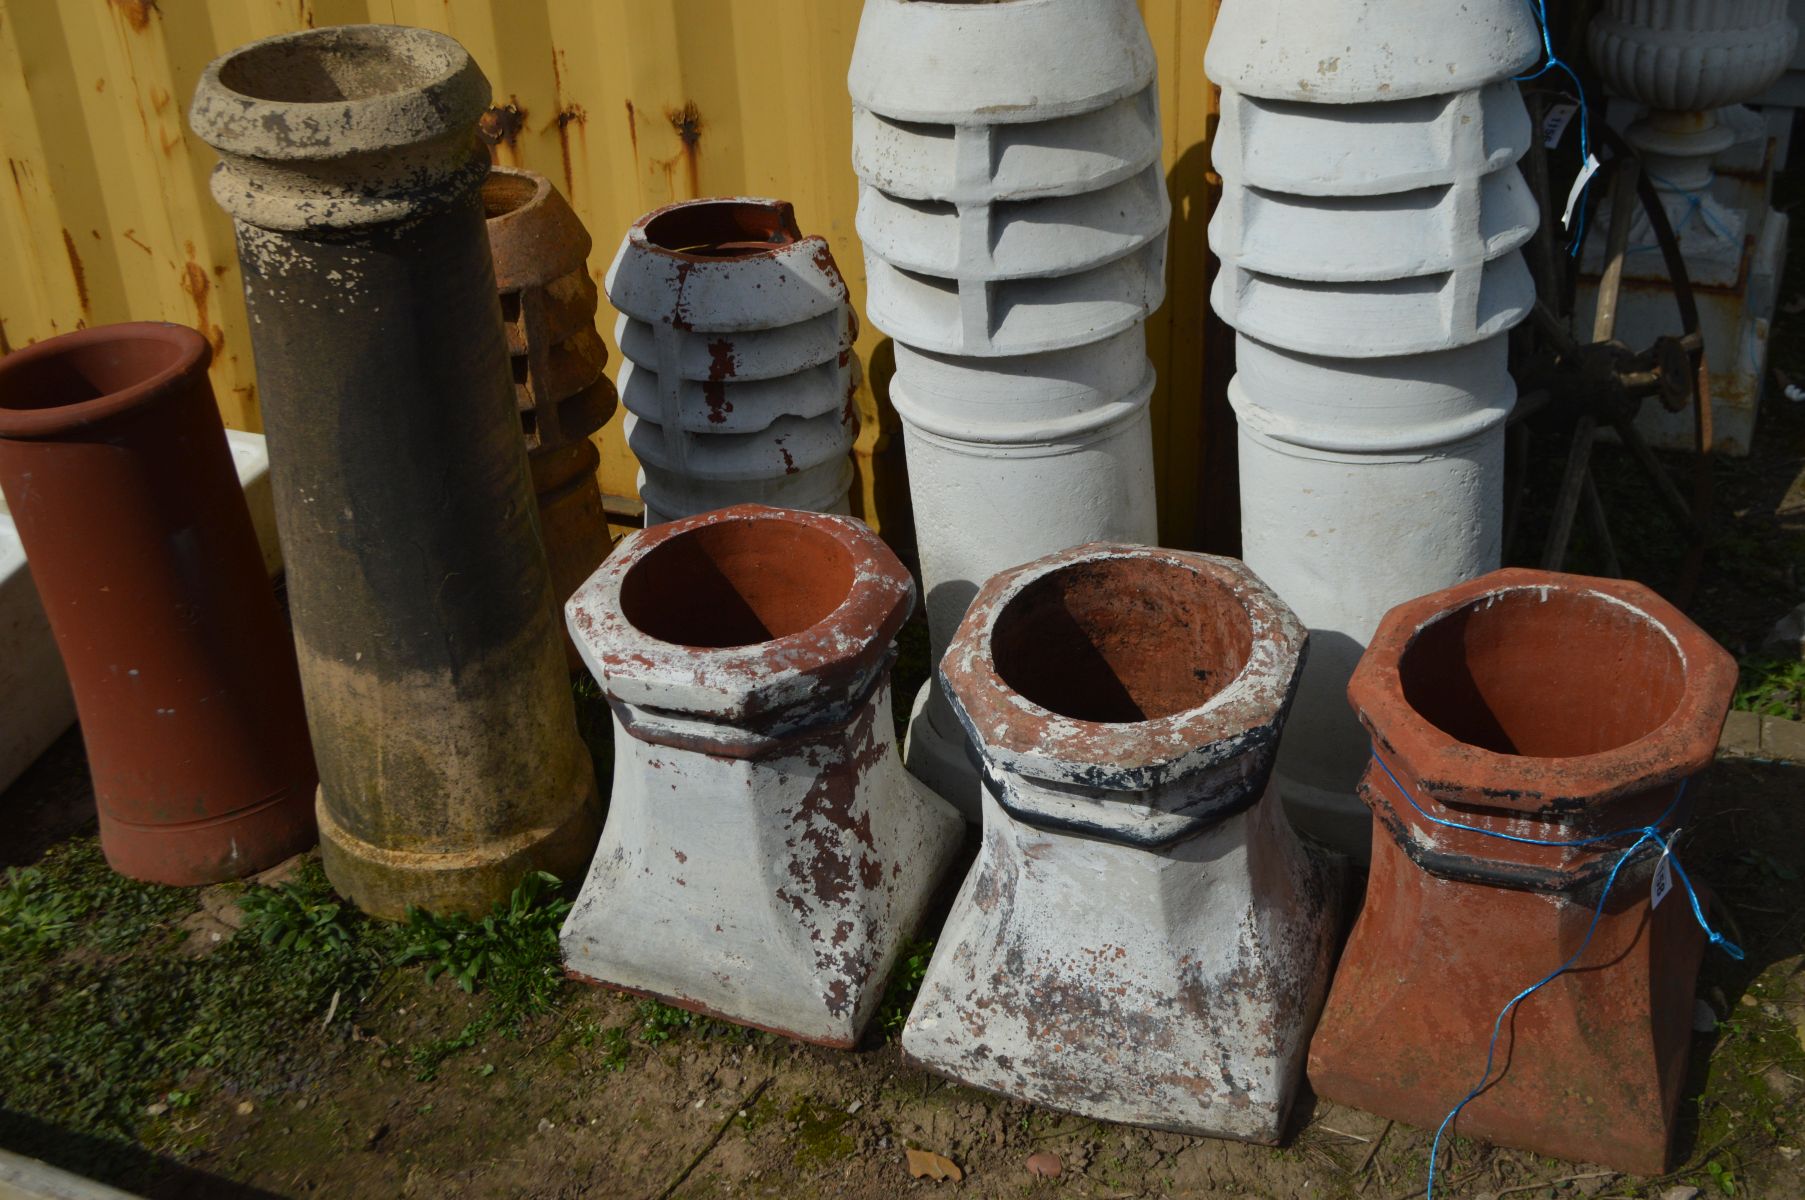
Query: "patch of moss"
736 1089 783 1134
784 1096 855 1167
1683 975 1805 1192
0 847 392 1176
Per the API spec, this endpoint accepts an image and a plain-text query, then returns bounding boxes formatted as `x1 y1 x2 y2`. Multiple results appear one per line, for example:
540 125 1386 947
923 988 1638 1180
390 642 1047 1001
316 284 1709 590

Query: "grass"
876 937 934 1038
1734 654 1805 720
393 871 578 1080
0 837 593 1154
0 845 388 1161
586 998 765 1074
238 870 356 956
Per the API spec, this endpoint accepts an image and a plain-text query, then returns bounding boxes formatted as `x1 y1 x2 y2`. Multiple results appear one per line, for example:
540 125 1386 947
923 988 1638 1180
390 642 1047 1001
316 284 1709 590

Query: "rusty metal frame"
1508 101 1716 602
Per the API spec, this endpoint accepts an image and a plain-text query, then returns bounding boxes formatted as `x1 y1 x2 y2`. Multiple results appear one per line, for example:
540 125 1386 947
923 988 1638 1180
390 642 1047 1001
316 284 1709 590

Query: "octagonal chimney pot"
903 544 1341 1141
561 504 964 1047
1309 568 1738 1175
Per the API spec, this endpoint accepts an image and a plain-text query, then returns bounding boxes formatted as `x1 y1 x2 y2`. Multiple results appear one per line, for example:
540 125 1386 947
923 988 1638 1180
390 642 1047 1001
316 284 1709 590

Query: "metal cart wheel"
1509 105 1714 600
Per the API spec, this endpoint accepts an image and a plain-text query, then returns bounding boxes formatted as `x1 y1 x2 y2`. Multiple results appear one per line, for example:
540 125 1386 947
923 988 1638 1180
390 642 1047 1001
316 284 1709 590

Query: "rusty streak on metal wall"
0 0 1229 550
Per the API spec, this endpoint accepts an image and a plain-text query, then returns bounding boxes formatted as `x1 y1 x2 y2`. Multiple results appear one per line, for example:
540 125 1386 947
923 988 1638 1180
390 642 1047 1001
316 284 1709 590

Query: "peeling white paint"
605 199 857 524
906 546 1340 1140
562 506 964 1045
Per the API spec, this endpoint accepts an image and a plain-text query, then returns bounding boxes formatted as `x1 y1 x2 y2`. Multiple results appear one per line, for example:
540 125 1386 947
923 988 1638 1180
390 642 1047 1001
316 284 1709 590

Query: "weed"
238 878 355 956
1705 1158 1738 1195
0 848 389 1157
397 871 568 1005
1734 654 1805 720
877 937 935 1037
7 838 192 956
0 866 84 957
636 997 759 1046
396 872 574 1079
636 997 700 1045
598 1025 633 1071
582 999 760 1072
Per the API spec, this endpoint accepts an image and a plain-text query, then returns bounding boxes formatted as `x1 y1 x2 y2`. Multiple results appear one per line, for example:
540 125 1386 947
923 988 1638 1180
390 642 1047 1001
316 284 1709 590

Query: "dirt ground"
1 754 1802 1200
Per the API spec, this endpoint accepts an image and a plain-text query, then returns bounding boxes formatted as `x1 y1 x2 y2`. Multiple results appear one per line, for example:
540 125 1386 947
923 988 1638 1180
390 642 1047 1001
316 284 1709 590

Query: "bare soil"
1 732 1801 1200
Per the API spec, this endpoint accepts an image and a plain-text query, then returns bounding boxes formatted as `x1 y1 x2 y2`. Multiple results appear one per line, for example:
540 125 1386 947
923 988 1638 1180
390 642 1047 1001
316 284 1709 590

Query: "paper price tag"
1541 101 1579 148
1562 153 1601 231
1651 846 1674 909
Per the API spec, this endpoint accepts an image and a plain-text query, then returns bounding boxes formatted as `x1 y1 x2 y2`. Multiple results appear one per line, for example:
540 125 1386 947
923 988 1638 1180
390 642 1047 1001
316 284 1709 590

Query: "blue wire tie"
1515 0 1593 256
1369 752 1744 1200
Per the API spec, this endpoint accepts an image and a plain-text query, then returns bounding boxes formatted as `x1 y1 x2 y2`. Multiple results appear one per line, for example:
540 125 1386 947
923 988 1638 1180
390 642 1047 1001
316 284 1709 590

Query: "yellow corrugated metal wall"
0 0 1227 549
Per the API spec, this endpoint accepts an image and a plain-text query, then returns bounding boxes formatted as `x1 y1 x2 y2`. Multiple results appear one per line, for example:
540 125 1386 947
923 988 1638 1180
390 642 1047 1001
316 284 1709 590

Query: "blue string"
1514 0 1593 255
1369 753 1745 1200
1626 170 1738 254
